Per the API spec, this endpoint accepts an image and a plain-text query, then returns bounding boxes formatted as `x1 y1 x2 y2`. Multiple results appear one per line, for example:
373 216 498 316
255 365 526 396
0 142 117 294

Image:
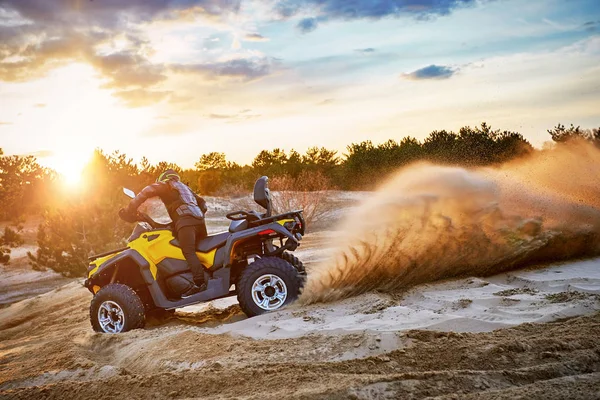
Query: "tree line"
0 122 598 275
159 122 536 194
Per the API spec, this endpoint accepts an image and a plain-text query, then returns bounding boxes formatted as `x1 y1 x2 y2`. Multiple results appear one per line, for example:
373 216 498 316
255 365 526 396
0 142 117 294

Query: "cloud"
297 17 319 33
318 98 335 105
0 30 100 81
243 33 270 42
113 89 172 108
172 58 273 81
0 1 240 27
277 0 475 32
355 48 376 54
402 64 457 80
207 111 261 123
208 113 234 119
0 0 240 105
90 52 168 89
583 20 599 31
202 34 226 50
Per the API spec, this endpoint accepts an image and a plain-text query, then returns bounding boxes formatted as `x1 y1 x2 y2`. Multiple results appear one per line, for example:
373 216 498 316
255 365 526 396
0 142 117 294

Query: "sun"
44 151 91 187
61 163 84 186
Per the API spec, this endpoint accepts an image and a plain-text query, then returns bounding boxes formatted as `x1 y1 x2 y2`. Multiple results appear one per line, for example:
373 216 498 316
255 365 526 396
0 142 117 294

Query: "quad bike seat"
170 231 229 253
196 231 229 252
228 210 264 233
229 219 248 233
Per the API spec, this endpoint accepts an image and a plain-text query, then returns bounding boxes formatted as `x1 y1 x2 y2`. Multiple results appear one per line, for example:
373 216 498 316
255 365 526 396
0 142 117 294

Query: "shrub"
0 226 24 265
270 170 335 227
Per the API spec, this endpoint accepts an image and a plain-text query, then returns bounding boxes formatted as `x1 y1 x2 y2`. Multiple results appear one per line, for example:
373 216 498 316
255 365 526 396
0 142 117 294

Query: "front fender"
85 249 153 292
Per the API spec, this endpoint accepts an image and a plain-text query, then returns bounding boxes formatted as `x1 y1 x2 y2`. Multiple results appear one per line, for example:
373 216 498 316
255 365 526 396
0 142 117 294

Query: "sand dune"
1 244 599 398
189 257 600 339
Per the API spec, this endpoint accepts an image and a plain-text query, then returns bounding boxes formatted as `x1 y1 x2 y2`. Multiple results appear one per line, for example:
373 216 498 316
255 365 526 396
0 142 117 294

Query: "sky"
0 0 599 177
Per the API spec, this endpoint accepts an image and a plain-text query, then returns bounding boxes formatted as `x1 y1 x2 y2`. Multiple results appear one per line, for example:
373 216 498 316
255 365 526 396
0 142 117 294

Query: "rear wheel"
90 283 146 333
282 251 306 288
237 257 301 317
282 251 304 273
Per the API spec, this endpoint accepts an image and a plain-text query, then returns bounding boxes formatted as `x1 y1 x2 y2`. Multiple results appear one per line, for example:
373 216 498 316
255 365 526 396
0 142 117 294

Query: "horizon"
4 119 569 167
1 0 599 177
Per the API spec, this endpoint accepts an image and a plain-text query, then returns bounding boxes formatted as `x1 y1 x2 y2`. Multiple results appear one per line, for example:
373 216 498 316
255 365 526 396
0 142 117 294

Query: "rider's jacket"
126 178 208 230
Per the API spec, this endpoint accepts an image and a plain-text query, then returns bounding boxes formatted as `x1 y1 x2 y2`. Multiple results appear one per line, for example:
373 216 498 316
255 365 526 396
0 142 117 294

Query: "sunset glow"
44 151 92 186
0 0 599 168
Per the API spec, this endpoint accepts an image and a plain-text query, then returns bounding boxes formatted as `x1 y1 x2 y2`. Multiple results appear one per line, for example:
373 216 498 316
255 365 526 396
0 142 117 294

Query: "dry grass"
223 171 334 227
226 171 336 230
269 170 335 227
215 182 250 198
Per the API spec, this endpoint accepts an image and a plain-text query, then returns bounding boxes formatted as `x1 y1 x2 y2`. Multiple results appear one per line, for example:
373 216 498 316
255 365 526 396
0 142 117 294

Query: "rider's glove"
119 208 138 223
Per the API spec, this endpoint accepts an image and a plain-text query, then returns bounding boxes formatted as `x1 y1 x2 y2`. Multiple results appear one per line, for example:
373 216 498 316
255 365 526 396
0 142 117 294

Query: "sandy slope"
195 258 600 339
0 246 71 307
1 184 600 399
0 284 599 399
0 255 599 399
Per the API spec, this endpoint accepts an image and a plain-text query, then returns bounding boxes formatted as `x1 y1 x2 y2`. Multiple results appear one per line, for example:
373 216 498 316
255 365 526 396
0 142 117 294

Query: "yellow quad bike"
85 176 306 333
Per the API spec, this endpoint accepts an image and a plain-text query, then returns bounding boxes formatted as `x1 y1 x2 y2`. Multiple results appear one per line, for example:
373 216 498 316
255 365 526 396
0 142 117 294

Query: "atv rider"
119 169 209 298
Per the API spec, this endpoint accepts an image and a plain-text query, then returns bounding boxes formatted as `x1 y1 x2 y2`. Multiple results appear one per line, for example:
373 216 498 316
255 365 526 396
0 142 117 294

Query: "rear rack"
249 209 305 235
248 210 303 227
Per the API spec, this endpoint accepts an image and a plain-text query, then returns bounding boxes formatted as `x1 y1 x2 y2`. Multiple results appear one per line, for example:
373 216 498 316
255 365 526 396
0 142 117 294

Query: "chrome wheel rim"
251 274 288 311
97 301 125 333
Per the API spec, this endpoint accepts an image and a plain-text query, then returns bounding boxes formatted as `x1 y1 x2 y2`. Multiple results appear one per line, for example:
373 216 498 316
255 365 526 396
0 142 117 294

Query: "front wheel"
90 283 146 333
237 257 301 317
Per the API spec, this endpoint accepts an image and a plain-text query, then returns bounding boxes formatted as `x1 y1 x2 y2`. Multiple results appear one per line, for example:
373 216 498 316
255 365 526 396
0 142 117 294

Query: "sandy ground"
1 277 599 399
194 258 600 339
1 192 600 399
0 246 71 307
1 240 599 399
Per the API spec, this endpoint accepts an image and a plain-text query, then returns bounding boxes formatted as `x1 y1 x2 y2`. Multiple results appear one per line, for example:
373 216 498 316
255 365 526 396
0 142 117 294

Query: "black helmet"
156 169 180 183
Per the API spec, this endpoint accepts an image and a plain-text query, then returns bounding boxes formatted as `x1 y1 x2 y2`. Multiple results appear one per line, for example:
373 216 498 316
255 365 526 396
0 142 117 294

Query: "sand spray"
301 142 600 303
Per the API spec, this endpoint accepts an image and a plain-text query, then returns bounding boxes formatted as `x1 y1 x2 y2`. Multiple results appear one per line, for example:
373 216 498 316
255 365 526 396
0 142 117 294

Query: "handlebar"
119 209 172 230
138 212 172 230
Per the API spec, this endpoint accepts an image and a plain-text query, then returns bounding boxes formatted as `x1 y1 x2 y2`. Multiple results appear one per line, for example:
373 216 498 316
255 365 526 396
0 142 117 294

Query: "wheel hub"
251 274 288 311
264 286 276 297
98 301 125 333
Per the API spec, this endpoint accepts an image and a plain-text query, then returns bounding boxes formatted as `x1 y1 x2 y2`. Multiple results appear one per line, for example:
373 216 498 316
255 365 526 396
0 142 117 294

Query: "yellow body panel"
88 252 122 278
127 230 217 279
277 218 295 226
88 266 99 278
88 230 218 280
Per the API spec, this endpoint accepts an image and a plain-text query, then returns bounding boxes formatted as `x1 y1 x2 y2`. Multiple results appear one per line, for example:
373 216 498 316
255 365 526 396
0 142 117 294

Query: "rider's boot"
181 270 209 298
181 281 207 298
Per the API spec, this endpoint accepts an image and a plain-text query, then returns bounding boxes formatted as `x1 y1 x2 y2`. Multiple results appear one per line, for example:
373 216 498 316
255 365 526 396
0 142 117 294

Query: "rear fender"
223 222 299 267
